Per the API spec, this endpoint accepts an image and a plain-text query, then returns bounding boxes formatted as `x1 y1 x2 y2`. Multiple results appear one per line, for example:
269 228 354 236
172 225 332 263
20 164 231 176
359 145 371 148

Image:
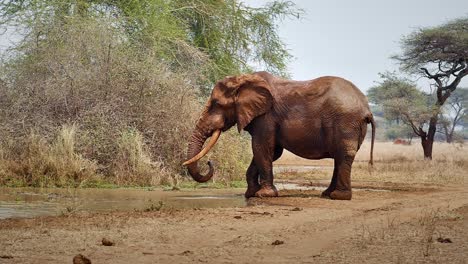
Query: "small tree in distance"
368 72 432 144
391 17 468 159
439 88 467 143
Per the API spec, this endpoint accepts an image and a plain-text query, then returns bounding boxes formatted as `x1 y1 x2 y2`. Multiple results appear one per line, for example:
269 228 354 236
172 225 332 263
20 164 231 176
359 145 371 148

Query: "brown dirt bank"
1 182 467 263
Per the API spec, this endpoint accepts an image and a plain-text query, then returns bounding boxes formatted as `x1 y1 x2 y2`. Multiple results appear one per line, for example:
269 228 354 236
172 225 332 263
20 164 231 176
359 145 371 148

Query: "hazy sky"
251 0 468 92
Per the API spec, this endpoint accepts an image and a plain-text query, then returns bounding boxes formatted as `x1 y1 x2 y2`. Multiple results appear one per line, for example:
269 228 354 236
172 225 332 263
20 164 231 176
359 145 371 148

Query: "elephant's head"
183 74 273 182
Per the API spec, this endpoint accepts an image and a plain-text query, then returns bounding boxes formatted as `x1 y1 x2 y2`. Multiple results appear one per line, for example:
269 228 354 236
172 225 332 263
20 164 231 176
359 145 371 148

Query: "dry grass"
341 207 466 263
0 125 98 187
275 141 468 185
113 129 170 186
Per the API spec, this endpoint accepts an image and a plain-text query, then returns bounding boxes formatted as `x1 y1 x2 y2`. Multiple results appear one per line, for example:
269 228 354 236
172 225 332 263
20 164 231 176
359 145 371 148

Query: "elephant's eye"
209 99 220 111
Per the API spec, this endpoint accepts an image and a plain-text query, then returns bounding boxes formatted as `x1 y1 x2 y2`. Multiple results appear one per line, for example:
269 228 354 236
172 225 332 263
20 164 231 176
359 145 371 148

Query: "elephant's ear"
234 74 273 132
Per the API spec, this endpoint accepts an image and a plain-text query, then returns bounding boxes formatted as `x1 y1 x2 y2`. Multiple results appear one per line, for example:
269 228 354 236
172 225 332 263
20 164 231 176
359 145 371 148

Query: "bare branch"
401 112 425 137
420 67 444 93
442 65 468 92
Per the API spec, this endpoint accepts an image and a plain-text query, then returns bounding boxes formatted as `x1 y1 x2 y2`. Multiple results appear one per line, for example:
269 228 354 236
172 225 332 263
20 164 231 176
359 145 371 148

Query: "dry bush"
204 130 252 185
0 125 98 187
0 17 250 187
113 128 170 186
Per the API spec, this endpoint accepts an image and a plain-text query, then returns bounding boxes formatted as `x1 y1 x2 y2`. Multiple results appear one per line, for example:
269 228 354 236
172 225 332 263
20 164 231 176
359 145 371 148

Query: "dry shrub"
205 130 252 184
113 128 171 186
0 16 250 187
0 125 97 187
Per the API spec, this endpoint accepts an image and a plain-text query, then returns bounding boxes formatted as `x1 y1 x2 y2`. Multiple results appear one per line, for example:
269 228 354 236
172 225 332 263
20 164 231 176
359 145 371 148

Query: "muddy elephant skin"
184 71 375 200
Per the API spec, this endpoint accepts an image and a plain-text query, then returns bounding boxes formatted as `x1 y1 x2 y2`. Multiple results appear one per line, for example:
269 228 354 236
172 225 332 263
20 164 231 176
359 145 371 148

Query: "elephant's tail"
367 115 375 166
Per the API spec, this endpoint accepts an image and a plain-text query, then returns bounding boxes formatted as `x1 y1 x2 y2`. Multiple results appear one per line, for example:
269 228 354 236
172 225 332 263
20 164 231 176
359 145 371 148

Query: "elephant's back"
308 76 370 116
272 76 371 121
276 77 371 158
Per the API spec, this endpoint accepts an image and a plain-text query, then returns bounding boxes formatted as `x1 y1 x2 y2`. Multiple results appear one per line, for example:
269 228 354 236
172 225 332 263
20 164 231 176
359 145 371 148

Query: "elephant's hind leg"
329 147 356 200
245 159 261 198
321 160 338 198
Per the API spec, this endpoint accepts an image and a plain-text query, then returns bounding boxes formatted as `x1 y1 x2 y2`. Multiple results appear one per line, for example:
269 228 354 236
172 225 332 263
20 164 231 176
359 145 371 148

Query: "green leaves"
368 72 432 127
171 0 302 86
1 0 302 92
394 16 468 75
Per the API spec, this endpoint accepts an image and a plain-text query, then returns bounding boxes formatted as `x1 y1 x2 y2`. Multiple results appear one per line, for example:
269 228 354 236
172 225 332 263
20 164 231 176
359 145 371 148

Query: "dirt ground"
1 180 467 264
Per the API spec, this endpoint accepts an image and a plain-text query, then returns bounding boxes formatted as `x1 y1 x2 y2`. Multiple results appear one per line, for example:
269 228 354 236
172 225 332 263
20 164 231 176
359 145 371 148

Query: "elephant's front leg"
244 159 261 198
252 139 278 198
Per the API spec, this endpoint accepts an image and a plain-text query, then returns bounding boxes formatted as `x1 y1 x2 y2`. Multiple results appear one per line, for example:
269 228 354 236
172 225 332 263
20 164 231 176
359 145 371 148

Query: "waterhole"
0 187 246 219
0 183 391 219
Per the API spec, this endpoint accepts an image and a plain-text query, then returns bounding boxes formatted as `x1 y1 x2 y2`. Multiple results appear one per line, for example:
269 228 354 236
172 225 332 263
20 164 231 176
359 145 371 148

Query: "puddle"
277 183 326 191
0 187 246 219
274 165 331 173
277 182 391 193
0 183 391 219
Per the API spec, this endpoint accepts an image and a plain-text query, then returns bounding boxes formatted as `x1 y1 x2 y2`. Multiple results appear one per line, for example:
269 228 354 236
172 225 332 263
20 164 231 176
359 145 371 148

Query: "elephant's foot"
329 190 352 200
255 185 278 198
245 185 261 198
320 188 333 198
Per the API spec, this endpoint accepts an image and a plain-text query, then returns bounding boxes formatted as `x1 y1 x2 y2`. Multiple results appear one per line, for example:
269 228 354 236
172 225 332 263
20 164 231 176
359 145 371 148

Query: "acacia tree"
392 17 468 159
439 88 467 142
368 72 432 142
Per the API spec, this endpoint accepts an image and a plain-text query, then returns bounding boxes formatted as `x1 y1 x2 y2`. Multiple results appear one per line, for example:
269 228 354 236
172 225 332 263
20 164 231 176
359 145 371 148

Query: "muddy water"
274 165 331 173
0 182 391 219
0 187 246 219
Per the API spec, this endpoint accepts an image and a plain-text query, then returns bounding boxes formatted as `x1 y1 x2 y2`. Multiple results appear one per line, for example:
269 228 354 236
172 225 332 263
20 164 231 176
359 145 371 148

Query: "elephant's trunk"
184 129 220 183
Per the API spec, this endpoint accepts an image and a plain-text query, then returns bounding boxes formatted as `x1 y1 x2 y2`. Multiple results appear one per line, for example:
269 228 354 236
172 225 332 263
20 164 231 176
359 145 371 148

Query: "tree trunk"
446 133 453 143
421 137 433 160
420 115 438 160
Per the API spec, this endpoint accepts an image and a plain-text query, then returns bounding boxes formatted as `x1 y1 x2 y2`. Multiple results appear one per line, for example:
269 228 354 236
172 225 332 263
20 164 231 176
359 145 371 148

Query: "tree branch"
442 65 468 92
401 112 425 137
420 67 444 91
420 67 446 80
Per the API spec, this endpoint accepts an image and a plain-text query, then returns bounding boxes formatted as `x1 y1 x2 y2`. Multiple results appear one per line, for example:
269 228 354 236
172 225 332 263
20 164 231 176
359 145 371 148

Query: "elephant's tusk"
183 130 221 166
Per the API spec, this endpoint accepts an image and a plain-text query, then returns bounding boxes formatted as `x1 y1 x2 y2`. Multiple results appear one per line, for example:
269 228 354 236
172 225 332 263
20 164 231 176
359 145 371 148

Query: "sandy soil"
1 181 467 264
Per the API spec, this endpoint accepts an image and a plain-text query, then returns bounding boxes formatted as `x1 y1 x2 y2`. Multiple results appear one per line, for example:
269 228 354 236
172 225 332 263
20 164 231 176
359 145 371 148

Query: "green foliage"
384 125 414 141
394 17 468 74
368 72 432 126
172 0 302 84
0 0 301 89
390 16 467 153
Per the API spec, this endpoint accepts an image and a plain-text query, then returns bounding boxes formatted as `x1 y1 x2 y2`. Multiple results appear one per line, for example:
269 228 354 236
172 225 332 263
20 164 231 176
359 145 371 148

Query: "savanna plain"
1 141 467 263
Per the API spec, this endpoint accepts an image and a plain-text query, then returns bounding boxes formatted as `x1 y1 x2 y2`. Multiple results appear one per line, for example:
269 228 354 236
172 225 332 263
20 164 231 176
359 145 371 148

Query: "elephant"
183 71 375 200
